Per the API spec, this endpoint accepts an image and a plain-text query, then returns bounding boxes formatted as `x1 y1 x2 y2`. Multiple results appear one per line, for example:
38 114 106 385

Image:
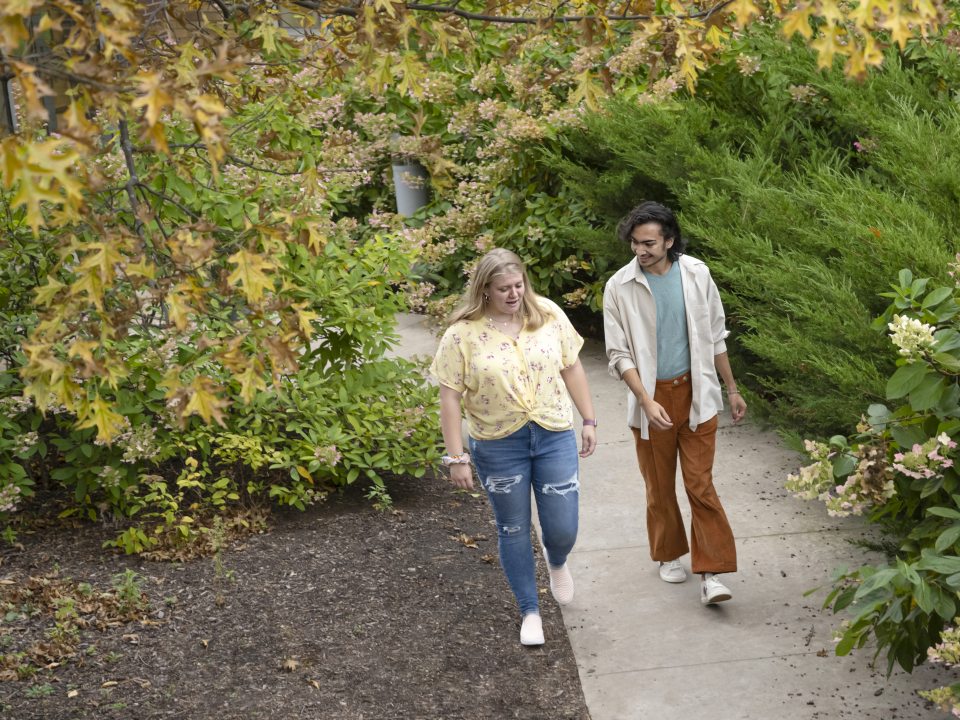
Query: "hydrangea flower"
887 314 936 361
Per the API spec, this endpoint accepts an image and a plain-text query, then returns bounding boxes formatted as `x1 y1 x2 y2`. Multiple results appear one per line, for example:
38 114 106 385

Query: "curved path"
395 313 951 719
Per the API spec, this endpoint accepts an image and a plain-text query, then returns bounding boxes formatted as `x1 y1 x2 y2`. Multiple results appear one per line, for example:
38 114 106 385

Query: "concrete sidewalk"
394 313 951 720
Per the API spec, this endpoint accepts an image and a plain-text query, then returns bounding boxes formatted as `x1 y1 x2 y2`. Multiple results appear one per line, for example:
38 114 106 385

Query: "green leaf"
910 375 947 411
926 507 960 520
932 352 960 373
922 286 953 309
935 328 960 353
832 454 856 477
914 578 934 613
887 362 930 399
835 630 857 656
891 424 927 448
853 568 898 600
935 525 960 552
933 586 957 620
916 553 960 575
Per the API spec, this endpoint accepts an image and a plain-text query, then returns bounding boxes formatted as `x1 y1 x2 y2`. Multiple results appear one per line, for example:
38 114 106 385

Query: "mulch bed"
0 472 590 720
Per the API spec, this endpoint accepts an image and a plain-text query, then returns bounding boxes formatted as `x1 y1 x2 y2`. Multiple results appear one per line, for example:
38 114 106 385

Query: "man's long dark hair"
617 201 687 262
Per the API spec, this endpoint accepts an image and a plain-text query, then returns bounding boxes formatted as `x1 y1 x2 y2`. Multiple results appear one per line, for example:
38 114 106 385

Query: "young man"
602 201 747 605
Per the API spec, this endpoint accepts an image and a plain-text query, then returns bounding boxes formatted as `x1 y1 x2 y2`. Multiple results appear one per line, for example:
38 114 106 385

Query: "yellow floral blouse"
430 298 584 440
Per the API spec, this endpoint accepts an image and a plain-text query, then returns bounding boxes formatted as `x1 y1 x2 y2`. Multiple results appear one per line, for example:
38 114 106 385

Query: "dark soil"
0 472 590 720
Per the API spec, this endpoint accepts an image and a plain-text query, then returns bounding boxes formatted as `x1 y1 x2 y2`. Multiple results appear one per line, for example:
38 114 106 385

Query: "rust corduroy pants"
631 373 737 575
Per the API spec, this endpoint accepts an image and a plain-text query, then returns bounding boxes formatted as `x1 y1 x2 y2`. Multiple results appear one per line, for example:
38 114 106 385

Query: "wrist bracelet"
441 452 471 467
727 390 741 396
582 418 598 427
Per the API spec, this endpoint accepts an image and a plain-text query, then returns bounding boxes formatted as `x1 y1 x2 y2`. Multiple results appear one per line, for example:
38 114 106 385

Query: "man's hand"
729 393 747 424
641 397 673 430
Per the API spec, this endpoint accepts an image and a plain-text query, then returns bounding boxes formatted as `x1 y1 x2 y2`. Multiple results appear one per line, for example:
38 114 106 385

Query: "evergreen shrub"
544 32 960 435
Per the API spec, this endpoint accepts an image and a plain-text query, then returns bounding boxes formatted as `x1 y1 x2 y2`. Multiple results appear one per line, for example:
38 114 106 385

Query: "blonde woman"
430 248 597 646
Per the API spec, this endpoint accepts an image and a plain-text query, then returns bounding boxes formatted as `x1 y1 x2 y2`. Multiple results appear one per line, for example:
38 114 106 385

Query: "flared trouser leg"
632 374 737 574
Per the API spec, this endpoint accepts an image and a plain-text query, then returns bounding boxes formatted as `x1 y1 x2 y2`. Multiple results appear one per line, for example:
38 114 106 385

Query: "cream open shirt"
430 298 584 440
603 254 729 440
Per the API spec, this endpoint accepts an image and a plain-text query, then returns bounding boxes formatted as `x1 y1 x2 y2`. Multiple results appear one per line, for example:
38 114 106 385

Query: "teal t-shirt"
643 261 691 379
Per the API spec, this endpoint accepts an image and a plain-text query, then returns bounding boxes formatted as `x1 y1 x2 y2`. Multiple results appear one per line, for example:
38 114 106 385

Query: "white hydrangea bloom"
888 314 936 361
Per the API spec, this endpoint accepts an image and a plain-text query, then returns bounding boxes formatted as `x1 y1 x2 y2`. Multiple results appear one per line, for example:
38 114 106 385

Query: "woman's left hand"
579 425 597 458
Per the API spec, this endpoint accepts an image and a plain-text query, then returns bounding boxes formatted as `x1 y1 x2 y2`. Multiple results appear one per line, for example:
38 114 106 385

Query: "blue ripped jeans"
469 422 580 616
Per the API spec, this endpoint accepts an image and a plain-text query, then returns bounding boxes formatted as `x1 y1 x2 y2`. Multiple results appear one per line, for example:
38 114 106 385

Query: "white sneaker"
541 541 575 605
520 613 545 646
547 563 575 605
658 560 687 584
701 574 732 605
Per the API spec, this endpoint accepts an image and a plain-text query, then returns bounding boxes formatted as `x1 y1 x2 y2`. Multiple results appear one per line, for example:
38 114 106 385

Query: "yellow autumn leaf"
11 62 55 120
881 5 919 49
295 305 319 338
373 0 398 18
296 466 313 482
235 364 267 403
227 249 275 303
102 357 130 390
362 4 379 41
131 71 173 127
68 339 99 366
781 4 815 39
125 259 156 280
99 0 138 24
70 267 106 311
183 376 229 426
142 120 170 154
79 241 123 284
704 25 727 49
166 284 193 331
727 0 761 26
395 52 426 98
76 393 126 442
252 16 281 53
818 0 846 27
569 70 606 110
675 27 707 93
22 377 52 413
59 98 99 143
811 25 848 69
34 275 66 306
0 16 30 54
366 53 394 94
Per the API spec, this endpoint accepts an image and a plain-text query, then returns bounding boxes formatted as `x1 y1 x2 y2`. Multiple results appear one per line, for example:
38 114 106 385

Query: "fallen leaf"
480 554 496 564
122 634 140 645
200 639 209 648
307 678 321 689
282 658 300 672
450 533 479 549
101 681 118 688
67 689 79 698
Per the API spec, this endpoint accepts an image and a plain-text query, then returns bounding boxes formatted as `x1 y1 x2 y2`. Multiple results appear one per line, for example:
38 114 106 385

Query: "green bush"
785 270 960 708
0 229 439 551
543 31 960 435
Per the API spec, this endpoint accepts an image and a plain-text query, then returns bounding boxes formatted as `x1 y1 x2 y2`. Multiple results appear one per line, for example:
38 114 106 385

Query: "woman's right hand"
449 463 475 491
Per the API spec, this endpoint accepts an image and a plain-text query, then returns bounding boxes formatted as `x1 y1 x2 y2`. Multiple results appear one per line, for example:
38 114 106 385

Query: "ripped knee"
540 472 580 497
482 474 523 494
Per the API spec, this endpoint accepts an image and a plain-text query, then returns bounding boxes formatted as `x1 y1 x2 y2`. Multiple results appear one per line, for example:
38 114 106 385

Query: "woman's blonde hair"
447 248 550 330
